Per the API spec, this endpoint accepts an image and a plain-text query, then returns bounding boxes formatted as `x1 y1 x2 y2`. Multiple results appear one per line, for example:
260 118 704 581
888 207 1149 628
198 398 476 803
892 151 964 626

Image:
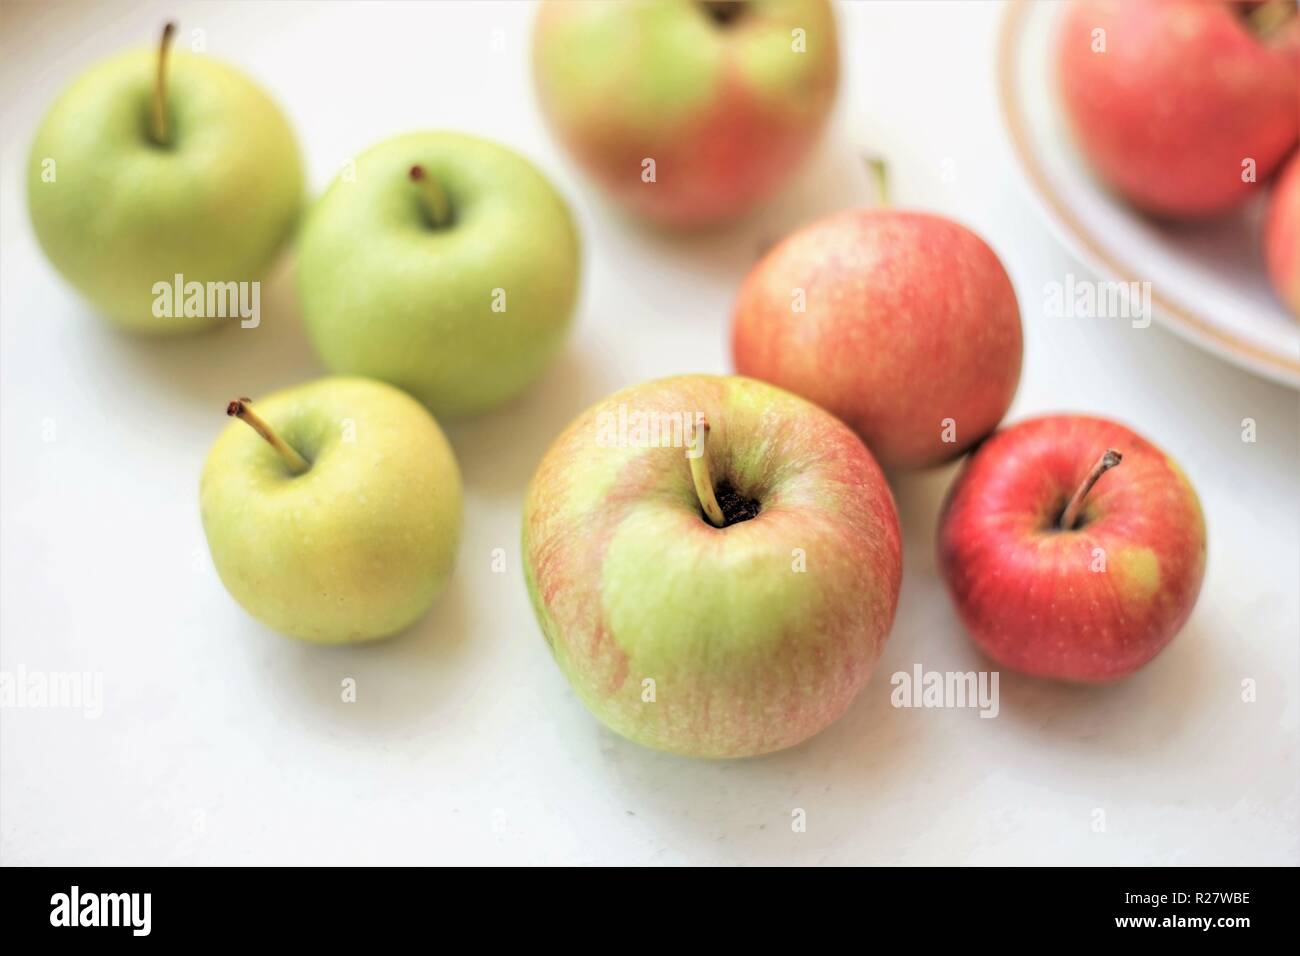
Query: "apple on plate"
522 374 902 758
1055 0 1298 219
533 0 839 227
731 208 1023 470
938 415 1207 682
1264 151 1300 319
27 23 303 333
200 377 462 643
297 132 580 418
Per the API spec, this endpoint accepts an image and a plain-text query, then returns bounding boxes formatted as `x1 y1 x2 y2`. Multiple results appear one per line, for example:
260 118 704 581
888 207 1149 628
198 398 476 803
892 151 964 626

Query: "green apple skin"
522 374 902 758
533 0 839 227
27 49 303 334
297 132 581 418
200 377 462 643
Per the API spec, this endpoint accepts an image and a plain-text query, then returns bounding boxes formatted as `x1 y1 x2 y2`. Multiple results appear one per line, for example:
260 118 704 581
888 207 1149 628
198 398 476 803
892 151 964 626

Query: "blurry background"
1 0 1296 865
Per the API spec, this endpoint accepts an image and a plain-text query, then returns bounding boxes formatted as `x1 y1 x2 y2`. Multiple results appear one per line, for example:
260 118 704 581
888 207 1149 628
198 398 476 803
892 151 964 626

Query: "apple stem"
865 155 889 207
151 21 177 146
1059 449 1122 530
227 398 310 475
688 419 727 528
409 165 451 228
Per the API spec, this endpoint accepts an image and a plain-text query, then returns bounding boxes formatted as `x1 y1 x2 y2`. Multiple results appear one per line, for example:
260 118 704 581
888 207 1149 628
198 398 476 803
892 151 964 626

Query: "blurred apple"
1264 151 1300 318
533 0 838 227
1056 0 1298 218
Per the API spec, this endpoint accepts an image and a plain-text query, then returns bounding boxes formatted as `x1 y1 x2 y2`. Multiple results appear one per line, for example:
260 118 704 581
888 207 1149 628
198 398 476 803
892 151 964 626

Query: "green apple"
200 377 462 643
297 132 581 418
27 23 303 334
522 374 902 758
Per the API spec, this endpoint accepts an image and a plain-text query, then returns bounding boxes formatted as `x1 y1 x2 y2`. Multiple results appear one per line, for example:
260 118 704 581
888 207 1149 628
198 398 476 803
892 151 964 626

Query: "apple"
27 23 303 333
1264 151 1300 319
1055 0 1298 219
522 374 902 758
532 0 839 227
297 132 580 418
731 208 1022 470
200 377 462 643
937 415 1206 682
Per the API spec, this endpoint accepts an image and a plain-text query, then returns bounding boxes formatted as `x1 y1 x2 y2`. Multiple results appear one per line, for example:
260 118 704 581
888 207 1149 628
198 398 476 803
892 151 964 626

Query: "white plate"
998 0 1300 388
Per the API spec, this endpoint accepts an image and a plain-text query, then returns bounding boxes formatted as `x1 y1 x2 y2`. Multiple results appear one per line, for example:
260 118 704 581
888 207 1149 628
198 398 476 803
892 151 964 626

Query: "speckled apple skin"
938 415 1206 683
522 374 902 759
200 378 462 643
27 50 303 333
533 0 838 227
1264 152 1300 319
1056 0 1298 219
731 209 1022 471
297 132 580 418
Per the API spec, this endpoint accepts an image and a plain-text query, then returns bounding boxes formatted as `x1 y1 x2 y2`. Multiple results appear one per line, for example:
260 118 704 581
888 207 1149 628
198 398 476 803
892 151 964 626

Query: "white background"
1 0 1296 865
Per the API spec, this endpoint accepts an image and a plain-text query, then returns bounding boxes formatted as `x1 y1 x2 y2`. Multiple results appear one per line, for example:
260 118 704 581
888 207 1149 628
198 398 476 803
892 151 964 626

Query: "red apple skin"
532 0 839 228
731 209 1022 470
1264 151 1300 318
938 415 1207 683
1056 0 1299 219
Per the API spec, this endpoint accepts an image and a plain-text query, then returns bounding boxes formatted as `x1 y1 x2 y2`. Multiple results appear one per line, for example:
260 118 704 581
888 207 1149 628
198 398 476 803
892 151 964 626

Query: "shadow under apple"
81 253 322 414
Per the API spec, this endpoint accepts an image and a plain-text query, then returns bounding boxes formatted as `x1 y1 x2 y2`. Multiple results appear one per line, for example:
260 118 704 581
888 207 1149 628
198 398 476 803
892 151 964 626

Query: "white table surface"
1 0 1296 866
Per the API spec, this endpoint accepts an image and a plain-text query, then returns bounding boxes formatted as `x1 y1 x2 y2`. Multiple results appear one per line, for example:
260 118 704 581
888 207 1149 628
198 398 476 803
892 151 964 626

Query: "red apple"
1264 150 1300 318
731 209 1022 470
1056 0 1299 219
532 0 839 228
938 415 1207 683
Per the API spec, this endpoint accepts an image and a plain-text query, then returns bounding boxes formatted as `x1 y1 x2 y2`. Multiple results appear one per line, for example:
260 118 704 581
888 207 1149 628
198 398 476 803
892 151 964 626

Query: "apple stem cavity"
864 156 890 207
688 419 727 528
409 165 452 229
1059 448 1122 531
227 397 310 475
1247 0 1295 38
151 21 177 146
699 1 748 27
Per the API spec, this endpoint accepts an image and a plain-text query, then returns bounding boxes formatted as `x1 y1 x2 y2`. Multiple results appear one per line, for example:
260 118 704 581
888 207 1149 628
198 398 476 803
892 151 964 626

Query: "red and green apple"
522 374 902 758
532 0 839 227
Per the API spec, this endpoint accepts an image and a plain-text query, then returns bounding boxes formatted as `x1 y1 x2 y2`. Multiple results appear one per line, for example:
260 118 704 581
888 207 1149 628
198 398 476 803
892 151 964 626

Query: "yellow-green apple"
27 23 303 333
200 377 462 643
1264 151 1300 318
731 209 1022 470
532 0 839 228
1056 0 1298 219
297 132 580 417
938 415 1206 682
522 374 902 758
